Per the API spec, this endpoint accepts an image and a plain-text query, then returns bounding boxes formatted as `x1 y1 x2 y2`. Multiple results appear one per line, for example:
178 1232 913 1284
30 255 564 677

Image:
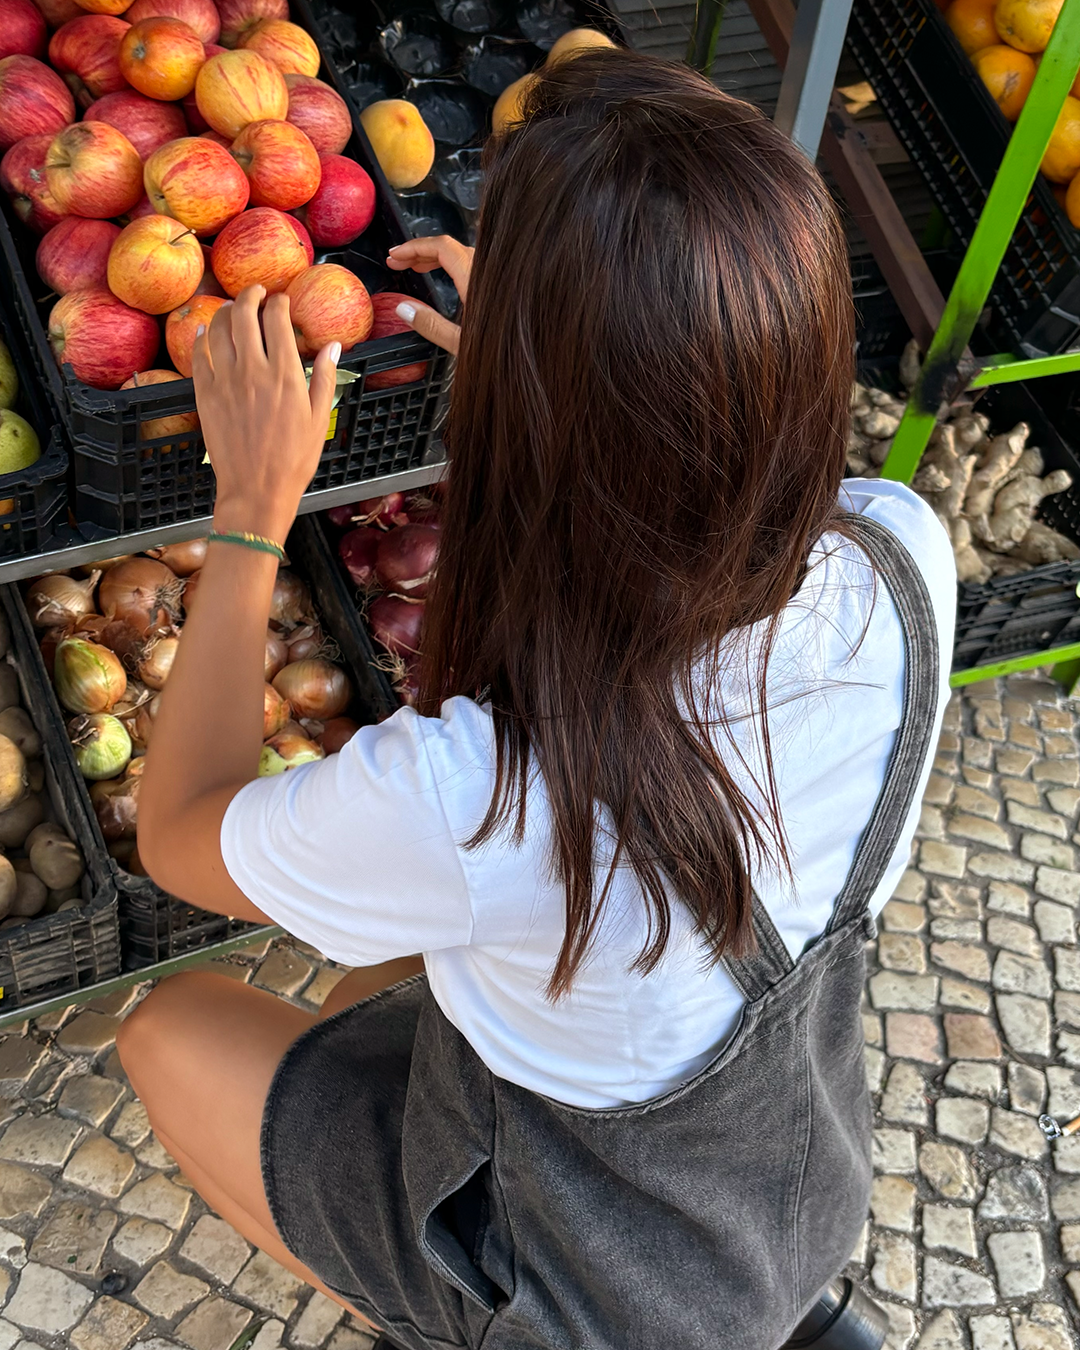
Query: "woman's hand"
192 285 339 544
386 235 473 356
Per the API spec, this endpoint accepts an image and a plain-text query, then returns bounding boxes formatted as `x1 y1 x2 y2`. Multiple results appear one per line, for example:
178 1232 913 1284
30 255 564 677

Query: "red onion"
265 629 288 681
147 537 208 577
402 490 440 526
375 525 438 598
100 558 183 636
395 657 421 707
270 571 313 630
338 527 381 591
321 716 359 753
264 682 290 739
272 660 351 720
357 491 408 528
327 503 357 528
90 776 139 841
27 572 100 628
370 594 423 656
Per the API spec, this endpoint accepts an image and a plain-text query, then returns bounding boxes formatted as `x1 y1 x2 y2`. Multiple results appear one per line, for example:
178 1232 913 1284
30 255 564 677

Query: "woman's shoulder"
838 477 955 575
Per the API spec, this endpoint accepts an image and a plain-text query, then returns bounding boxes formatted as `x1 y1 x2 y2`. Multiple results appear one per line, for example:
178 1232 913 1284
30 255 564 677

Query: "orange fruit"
994 0 1063 51
972 44 1037 119
1042 95 1080 181
1066 171 1080 226
946 0 1001 53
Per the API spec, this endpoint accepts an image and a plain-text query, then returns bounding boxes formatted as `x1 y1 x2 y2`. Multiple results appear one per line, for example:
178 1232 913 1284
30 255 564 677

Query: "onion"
27 572 100 628
126 756 145 778
357 491 408 528
76 555 132 577
39 630 59 679
90 775 139 840
258 732 325 776
284 624 325 663
182 568 200 615
69 713 132 781
279 718 308 739
321 716 359 753
395 657 421 708
100 558 183 636
54 639 127 714
264 682 290 739
138 635 179 690
146 537 208 577
375 524 438 598
265 629 288 681
112 679 150 718
339 527 381 591
370 594 424 656
272 660 351 720
402 490 440 525
127 693 161 752
270 570 313 629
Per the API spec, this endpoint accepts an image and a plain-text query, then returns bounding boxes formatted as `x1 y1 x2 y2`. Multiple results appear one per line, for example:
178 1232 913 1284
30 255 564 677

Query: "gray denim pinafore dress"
261 514 939 1350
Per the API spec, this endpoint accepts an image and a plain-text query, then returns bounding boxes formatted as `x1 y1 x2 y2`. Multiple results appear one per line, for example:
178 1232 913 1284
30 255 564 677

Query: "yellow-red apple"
294 153 374 246
117 190 154 221
284 73 350 154
0 0 47 59
0 55 75 149
84 88 187 158
73 0 132 13
121 369 198 446
47 14 128 105
286 263 373 358
119 16 204 99
125 0 217 44
144 134 249 234
237 18 319 77
107 212 203 313
198 127 229 144
230 117 319 209
45 120 143 215
0 132 67 230
164 291 224 374
32 0 84 26
48 287 161 388
217 0 286 48
193 242 224 294
366 292 429 390
193 48 286 137
36 214 118 291
211 205 312 296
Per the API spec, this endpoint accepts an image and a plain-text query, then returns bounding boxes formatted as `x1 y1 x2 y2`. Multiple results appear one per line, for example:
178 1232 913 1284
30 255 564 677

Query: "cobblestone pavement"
0 673 1074 1349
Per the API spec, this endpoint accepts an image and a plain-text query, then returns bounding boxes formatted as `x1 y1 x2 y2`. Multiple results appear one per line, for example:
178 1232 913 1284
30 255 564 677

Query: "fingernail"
388 244 402 252
396 302 416 324
329 342 341 364
195 324 205 337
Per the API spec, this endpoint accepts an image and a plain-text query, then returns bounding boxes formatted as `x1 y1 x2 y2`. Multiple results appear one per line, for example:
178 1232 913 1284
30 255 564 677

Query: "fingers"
230 285 268 368
396 300 461 356
190 319 214 405
207 298 237 372
262 292 302 374
308 341 340 440
387 236 473 300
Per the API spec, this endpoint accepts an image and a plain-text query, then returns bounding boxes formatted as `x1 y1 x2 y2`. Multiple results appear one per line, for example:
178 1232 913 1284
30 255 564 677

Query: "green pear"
0 341 17 412
0 410 40 477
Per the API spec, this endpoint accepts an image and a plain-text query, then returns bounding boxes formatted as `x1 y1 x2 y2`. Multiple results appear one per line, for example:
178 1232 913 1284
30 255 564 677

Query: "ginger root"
1014 521 1080 565
986 469 1073 550
964 422 1028 522
952 518 992 583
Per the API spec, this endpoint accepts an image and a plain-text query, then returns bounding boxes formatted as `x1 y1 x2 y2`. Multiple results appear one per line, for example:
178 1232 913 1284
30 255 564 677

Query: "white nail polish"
396 302 416 324
195 324 205 337
329 342 342 363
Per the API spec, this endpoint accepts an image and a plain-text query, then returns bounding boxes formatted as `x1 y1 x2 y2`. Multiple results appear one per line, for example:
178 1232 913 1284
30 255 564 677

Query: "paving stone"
920 805 946 840
943 1013 1001 1061
939 979 991 1013
1051 1133 1080 1172
991 951 1052 998
328 1330 377 1350
1011 725 1042 752
0 1321 18 1350
56 1077 125 1129
0 1228 26 1271
0 1166 49 1222
231 1251 304 1319
869 973 940 1013
1057 1029 1080 1068
1055 990 1080 1030
894 870 929 902
5 1263 93 1334
954 785 999 818
1033 758 1080 785
179 1216 251 1285
929 883 982 920
1032 900 1074 946
987 881 1031 917
930 919 982 943
987 918 1042 959
936 1097 988 1144
63 1133 135 1199
863 1013 883 1047
967 852 1034 884
1002 779 1042 807
1046 1066 1080 1118
111 1218 173 1267
850 1222 868 1265
55 1013 120 1058
1061 1223 1080 1261
917 1311 964 1350
870 1175 916 1231
870 1233 916 1301
134 1134 175 1171
986 1230 1044 1298
0 1114 81 1168
1044 732 1077 757
249 1322 286 1350
1050 1178 1080 1220
300 965 347 1008
1065 1270 1080 1312
998 749 1037 777
965 736 996 767
948 815 1010 849
865 1047 885 1094
921 1255 996 1308
29 1201 115 1275
944 1062 1002 1101
989 1107 1048 1160
292 1293 344 1349
881 1063 929 1125
920 843 968 879
922 1204 976 1258
970 1315 1017 1350
1034 866 1080 904
995 994 1051 1057
1007 1063 1047 1117
133 1261 208 1319
175 1297 251 1350
0 1043 46 1100
252 948 313 999
919 1142 978 1200
940 731 962 753
117 1174 191 1229
926 774 958 807
1022 832 1077 868
873 1128 917 1174
1007 802 1070 838
878 935 927 974
84 986 140 1018
883 900 927 932
69 1296 147 1350
1011 1304 1073 1350
931 943 991 981
1046 787 1080 816
1054 947 1080 994
885 1013 942 1064
881 1303 917 1350
1039 706 1073 731
109 1101 150 1149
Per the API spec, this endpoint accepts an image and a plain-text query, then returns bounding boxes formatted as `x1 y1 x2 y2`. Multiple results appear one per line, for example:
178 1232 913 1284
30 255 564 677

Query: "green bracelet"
207 530 286 561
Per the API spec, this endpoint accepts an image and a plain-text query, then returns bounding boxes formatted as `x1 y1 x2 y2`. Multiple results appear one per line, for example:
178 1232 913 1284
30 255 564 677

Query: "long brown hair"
418 49 856 996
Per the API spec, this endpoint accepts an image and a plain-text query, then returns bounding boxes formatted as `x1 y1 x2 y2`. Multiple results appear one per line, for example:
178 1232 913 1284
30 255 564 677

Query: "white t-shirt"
222 480 956 1108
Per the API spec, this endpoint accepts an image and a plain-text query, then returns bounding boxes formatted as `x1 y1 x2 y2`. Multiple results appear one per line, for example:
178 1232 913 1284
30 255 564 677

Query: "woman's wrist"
212 498 296 550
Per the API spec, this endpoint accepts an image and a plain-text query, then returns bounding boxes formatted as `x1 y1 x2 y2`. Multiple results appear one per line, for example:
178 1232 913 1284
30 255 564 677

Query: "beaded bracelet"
207 530 286 561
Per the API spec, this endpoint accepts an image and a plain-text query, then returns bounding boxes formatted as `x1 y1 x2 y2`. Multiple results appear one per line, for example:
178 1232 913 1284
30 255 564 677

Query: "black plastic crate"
0 588 119 1009
0 2 450 539
847 0 1080 357
954 561 1080 668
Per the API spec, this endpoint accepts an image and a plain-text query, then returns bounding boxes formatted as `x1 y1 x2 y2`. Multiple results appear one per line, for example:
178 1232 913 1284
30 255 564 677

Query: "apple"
217 0 287 48
117 191 155 222
284 73 350 155
45 120 143 216
194 48 287 138
236 18 319 77
230 117 320 210
0 133 67 231
286 263 373 358
125 0 218 45
364 292 429 390
32 0 84 25
193 242 224 294
121 369 199 445
36 214 119 292
48 286 160 388
144 135 249 234
198 127 230 145
165 291 225 375
0 0 47 59
211 205 312 296
0 56 75 149
119 16 205 101
107 212 203 313
72 0 133 14
48 14 129 106
180 87 205 130
294 153 374 247
84 89 187 158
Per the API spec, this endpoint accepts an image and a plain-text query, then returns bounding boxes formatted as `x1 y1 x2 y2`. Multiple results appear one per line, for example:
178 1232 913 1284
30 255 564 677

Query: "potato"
10 869 45 918
0 856 15 920
0 666 19 713
57 898 82 912
0 794 43 849
0 708 40 759
26 761 44 794
30 833 83 890
25 822 65 851
0 736 26 812
45 885 80 913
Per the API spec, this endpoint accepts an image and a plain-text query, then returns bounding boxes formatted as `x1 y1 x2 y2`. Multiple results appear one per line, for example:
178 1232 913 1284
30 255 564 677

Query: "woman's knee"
117 970 237 1078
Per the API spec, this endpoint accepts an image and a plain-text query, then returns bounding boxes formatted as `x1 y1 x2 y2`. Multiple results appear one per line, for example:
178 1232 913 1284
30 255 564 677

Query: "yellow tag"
326 407 338 441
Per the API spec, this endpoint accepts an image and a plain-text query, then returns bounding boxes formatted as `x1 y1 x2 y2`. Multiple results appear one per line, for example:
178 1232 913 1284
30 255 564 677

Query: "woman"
118 49 956 1350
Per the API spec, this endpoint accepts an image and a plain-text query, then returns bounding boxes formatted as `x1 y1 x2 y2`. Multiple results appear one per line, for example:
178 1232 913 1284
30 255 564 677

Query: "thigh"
317 956 425 1021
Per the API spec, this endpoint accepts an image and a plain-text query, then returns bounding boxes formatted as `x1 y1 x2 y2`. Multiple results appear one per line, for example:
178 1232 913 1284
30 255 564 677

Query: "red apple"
366 291 429 390
121 368 199 444
284 73 350 155
193 242 224 294
74 0 133 14
0 0 47 59
180 86 206 130
84 89 187 159
48 286 160 388
125 0 218 45
117 191 155 222
107 212 203 313
0 55 75 149
164 291 225 374
36 214 118 292
236 18 319 78
32 0 84 26
230 118 319 210
217 0 287 49
144 135 249 235
286 263 373 358
45 120 143 216
294 153 374 247
198 127 229 145
0 132 66 231
194 48 287 138
48 14 129 106
211 205 312 297
119 16 205 101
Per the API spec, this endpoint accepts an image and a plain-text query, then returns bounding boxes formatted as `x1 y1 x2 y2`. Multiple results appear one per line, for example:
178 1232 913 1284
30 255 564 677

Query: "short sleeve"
220 706 475 966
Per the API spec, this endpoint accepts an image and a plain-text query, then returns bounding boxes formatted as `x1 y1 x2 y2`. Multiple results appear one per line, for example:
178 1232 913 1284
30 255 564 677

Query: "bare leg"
317 956 425 1021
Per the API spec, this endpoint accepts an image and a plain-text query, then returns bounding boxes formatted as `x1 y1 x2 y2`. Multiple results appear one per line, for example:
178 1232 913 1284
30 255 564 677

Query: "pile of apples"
0 0 396 393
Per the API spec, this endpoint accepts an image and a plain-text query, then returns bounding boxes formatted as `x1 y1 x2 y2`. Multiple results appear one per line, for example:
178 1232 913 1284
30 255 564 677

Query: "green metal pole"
881 0 1080 484
687 0 728 71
